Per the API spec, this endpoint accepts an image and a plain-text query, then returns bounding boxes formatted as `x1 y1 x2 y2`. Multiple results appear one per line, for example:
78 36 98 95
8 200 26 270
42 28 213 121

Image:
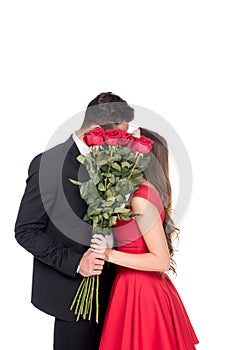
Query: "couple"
15 92 198 350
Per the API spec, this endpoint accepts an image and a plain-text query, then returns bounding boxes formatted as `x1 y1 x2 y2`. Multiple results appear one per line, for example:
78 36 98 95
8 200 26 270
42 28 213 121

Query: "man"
15 92 134 350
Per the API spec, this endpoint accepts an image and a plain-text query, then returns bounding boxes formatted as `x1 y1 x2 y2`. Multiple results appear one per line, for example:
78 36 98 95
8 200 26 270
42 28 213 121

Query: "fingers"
90 244 105 252
92 234 106 242
91 235 107 246
85 248 106 260
91 234 108 252
78 248 106 277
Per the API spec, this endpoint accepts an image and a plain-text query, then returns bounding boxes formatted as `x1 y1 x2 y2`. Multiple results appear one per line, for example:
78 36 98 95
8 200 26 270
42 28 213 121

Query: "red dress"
99 185 199 350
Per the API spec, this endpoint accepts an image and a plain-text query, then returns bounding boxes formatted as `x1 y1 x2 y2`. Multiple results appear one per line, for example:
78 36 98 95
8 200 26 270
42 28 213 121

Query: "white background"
1 1 233 349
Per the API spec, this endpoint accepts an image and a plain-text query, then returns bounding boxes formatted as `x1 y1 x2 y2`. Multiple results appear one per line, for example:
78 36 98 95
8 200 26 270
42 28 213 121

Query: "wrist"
105 248 114 263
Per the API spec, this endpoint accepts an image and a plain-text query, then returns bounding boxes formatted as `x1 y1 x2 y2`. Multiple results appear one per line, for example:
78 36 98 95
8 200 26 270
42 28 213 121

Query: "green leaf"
112 170 122 176
130 177 142 188
103 207 114 215
101 165 109 172
121 168 130 176
92 198 103 207
102 197 115 206
114 207 130 214
116 194 127 203
137 154 151 170
133 168 142 175
97 159 108 167
120 214 131 221
122 161 131 168
131 172 142 179
84 156 97 174
112 153 122 161
130 213 141 217
76 154 85 164
103 213 109 219
112 162 121 171
92 173 100 185
98 183 106 191
69 178 81 185
105 173 113 178
93 216 99 225
107 196 115 202
110 187 117 196
126 153 137 162
80 180 100 202
115 178 134 196
119 147 132 155
105 189 113 198
103 227 111 235
88 206 102 216
93 227 104 234
83 213 90 221
109 215 118 226
108 174 116 184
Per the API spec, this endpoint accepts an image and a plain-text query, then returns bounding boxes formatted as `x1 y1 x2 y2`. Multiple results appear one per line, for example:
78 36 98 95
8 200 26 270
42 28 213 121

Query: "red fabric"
99 185 199 350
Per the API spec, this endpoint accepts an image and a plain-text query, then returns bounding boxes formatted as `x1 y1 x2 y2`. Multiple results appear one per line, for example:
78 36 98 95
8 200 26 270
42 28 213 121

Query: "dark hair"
81 92 134 131
140 127 179 274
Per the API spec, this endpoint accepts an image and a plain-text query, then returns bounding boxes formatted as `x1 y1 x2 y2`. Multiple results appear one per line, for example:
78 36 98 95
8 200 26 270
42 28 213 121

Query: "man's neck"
75 130 84 142
76 124 100 141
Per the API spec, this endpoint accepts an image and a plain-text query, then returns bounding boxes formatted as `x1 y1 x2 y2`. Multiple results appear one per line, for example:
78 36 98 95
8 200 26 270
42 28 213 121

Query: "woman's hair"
140 127 179 273
81 92 134 131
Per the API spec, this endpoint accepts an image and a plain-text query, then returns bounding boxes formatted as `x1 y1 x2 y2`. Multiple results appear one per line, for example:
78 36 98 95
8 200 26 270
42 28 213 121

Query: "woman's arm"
92 196 171 272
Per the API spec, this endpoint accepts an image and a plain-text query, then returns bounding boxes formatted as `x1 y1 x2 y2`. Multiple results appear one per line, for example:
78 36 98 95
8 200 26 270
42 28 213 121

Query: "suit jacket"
15 135 115 321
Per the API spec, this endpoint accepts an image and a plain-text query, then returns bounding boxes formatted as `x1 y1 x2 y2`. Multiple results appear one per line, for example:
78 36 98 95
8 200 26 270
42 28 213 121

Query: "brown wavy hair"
140 127 179 273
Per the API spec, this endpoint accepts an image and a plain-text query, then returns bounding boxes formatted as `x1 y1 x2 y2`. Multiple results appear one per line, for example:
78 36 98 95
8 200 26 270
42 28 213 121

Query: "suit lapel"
66 135 89 182
67 135 81 166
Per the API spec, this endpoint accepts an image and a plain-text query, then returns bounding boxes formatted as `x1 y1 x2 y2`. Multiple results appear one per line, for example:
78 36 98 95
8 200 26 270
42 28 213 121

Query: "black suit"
15 135 115 349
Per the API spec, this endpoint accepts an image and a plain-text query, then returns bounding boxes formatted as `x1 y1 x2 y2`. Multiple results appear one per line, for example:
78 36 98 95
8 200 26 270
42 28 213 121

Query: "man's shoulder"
29 136 75 173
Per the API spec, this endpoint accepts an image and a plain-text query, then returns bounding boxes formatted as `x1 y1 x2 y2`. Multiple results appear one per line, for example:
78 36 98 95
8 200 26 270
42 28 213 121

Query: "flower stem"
104 146 114 191
80 279 89 315
70 278 86 311
76 279 88 321
84 276 92 317
75 279 86 317
88 276 95 320
128 153 141 180
96 275 99 323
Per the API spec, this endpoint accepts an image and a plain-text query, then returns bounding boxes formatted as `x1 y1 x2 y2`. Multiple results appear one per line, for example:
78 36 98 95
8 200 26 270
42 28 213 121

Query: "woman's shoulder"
132 182 165 220
133 181 159 198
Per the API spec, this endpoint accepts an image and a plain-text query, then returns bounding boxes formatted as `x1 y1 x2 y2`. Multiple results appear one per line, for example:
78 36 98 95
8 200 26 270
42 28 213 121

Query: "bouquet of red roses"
69 127 153 322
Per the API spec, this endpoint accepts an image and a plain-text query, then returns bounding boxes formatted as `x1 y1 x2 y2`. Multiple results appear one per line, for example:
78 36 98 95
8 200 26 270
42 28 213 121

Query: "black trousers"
53 318 103 350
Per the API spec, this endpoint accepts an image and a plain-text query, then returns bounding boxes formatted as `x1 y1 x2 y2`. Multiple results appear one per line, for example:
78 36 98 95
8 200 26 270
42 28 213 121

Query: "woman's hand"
90 234 110 258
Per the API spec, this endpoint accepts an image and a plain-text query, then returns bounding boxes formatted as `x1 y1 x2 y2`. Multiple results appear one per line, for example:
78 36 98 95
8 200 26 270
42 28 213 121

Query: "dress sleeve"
133 185 165 222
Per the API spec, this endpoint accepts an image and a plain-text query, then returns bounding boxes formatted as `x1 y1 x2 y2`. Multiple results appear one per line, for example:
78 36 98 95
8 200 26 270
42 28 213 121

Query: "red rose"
124 134 137 148
118 132 135 146
83 127 104 146
103 129 130 146
131 135 154 153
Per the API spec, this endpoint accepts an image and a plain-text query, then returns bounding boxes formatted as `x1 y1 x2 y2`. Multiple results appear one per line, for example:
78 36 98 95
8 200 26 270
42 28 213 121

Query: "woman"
91 128 199 350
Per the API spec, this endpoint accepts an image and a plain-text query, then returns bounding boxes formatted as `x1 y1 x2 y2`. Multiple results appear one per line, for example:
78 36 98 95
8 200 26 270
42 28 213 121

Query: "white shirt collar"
72 132 90 155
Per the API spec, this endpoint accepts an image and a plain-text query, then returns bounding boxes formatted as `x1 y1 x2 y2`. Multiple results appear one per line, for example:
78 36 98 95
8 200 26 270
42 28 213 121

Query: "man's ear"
89 124 101 130
79 124 101 136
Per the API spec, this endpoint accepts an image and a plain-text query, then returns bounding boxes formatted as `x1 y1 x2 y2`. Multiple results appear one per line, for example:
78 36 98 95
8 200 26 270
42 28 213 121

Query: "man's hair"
80 92 134 130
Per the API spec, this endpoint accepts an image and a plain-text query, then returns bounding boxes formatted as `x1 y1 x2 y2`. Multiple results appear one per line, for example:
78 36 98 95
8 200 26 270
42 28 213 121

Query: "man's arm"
15 154 85 277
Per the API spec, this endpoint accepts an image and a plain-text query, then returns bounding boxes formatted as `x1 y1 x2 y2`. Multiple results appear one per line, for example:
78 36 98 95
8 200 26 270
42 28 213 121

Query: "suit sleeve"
15 153 82 277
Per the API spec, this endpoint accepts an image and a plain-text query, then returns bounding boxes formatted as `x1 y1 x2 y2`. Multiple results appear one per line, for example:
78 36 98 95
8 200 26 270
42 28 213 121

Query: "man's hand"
78 248 105 277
